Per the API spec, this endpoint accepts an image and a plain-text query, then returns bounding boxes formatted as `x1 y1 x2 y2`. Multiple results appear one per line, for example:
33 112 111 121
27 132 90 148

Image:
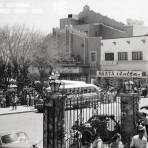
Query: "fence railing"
64 91 121 148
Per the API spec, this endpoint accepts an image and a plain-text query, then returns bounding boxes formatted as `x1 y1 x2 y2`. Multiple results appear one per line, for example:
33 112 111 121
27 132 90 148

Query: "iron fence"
64 89 121 148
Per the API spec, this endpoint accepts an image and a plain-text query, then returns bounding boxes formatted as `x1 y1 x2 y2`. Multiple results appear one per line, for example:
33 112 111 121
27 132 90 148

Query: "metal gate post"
43 94 65 148
120 92 139 147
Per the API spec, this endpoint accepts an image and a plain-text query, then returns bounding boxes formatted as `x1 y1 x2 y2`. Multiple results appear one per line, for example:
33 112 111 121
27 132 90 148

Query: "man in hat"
130 125 147 148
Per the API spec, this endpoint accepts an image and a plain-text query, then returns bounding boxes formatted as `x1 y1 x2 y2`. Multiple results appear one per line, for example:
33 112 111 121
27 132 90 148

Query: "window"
90 51 97 62
105 53 114 61
132 51 143 60
118 52 128 61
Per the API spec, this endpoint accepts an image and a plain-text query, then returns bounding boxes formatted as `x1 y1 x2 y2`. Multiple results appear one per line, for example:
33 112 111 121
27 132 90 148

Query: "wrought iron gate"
64 88 121 148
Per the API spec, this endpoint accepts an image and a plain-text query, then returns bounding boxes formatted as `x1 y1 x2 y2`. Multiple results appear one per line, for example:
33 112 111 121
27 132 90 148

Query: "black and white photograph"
0 0 148 148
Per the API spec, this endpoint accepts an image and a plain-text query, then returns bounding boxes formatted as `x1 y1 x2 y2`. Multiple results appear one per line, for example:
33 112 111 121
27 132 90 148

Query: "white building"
100 35 148 74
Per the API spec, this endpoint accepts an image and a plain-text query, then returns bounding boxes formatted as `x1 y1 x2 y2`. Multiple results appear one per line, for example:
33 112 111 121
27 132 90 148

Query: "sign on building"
96 71 143 78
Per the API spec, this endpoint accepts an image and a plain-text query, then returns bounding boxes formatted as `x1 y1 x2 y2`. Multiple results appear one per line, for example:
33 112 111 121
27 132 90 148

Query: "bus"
35 80 102 112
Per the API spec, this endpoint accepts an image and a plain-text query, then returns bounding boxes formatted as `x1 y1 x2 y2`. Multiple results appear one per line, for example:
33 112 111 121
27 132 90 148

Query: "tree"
0 25 45 91
0 26 12 89
32 36 52 93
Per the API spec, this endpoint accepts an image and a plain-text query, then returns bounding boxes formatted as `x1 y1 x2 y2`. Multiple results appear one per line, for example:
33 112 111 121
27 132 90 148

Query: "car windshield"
1 132 28 144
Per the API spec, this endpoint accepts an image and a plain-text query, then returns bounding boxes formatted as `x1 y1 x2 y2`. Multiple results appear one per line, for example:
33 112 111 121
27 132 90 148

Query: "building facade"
96 35 148 87
60 5 131 39
56 5 130 82
49 5 148 85
100 35 148 72
52 26 101 82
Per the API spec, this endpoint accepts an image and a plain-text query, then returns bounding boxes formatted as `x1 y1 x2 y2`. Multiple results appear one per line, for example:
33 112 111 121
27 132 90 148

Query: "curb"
0 109 37 116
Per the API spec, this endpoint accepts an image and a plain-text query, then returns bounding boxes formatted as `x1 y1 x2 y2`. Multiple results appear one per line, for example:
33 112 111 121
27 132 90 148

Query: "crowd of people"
0 89 41 110
95 124 148 148
100 89 117 103
88 124 148 148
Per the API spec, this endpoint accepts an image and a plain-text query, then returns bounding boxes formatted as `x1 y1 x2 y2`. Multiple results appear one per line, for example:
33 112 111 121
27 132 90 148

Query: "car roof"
0 131 27 137
140 105 148 109
46 80 102 92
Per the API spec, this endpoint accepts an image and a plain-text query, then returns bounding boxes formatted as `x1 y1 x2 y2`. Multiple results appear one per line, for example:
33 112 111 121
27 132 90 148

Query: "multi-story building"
52 26 101 82
60 5 148 39
96 35 148 87
55 6 129 82
100 35 148 71
49 5 148 84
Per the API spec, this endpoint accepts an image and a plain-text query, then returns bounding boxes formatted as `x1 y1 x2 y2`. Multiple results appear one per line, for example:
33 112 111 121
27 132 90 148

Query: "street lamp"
48 71 61 93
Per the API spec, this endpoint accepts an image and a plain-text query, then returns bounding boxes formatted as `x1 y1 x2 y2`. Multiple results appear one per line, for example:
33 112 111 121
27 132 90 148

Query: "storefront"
96 70 148 89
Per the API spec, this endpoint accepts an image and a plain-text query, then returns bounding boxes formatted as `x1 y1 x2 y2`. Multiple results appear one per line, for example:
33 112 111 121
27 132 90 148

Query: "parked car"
139 105 148 115
0 131 38 148
139 97 148 114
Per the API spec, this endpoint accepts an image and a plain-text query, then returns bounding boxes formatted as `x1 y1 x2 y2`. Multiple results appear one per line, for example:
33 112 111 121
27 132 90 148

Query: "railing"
64 90 121 148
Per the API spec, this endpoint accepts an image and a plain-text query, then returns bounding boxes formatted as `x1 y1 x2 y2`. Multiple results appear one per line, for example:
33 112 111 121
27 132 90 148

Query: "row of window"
89 51 143 63
105 51 143 61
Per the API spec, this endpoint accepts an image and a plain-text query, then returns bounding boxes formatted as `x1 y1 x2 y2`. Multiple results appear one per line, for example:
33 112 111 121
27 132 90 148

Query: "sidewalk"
0 106 37 115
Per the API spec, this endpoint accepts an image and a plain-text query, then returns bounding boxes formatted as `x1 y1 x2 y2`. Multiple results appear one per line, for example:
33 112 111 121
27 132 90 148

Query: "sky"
0 0 148 34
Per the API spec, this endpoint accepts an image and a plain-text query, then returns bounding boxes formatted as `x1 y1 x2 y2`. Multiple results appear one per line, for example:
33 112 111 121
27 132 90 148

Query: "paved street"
0 112 43 148
0 105 37 115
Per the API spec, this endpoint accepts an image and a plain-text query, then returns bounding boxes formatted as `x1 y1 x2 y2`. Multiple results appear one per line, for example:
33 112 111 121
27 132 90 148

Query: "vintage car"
68 115 120 148
0 131 37 148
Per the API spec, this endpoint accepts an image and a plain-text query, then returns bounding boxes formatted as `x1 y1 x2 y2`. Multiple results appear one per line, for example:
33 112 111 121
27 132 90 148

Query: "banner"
96 71 142 78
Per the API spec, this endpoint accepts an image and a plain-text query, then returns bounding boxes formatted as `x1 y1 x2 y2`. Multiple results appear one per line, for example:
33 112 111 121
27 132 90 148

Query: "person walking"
30 93 34 106
11 93 15 110
110 133 124 148
0 95 6 108
14 94 18 110
26 94 30 106
1 95 6 108
130 125 147 148
12 94 18 110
